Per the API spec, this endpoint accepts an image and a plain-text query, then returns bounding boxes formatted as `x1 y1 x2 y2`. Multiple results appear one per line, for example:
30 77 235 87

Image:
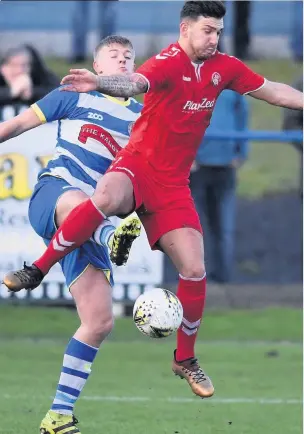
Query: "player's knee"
92 172 134 216
96 316 114 339
87 316 114 343
92 188 116 215
180 262 206 279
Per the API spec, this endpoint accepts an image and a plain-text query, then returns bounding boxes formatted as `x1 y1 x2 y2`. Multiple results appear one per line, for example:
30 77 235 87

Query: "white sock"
91 219 115 249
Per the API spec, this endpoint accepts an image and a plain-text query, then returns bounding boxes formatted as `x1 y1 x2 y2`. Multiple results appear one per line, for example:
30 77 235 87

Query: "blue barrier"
204 130 303 143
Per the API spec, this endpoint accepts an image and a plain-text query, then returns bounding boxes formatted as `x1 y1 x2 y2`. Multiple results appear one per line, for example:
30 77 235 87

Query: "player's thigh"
143 202 205 278
92 171 135 216
29 176 85 240
70 264 113 333
160 227 205 278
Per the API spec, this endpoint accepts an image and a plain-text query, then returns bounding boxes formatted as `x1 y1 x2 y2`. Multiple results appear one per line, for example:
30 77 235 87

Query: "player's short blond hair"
94 35 134 60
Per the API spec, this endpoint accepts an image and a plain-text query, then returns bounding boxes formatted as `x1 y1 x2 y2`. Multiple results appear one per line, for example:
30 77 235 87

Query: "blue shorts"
28 176 113 288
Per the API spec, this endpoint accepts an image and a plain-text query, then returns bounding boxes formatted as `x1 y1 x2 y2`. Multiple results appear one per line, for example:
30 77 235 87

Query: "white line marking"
80 396 303 405
3 394 301 405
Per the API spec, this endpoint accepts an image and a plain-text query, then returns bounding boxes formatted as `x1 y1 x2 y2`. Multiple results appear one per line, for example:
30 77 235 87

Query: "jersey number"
156 47 180 60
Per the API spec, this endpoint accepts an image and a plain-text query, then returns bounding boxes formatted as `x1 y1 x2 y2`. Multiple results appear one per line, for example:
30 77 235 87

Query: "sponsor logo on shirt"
182 98 215 112
78 124 122 156
88 111 103 121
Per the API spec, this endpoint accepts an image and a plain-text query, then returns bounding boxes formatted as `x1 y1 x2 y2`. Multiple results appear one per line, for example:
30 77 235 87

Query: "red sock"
34 199 105 274
175 274 207 361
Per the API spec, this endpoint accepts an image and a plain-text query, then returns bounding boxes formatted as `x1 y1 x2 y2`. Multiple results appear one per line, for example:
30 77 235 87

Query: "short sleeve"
31 87 79 123
136 53 176 92
227 57 266 95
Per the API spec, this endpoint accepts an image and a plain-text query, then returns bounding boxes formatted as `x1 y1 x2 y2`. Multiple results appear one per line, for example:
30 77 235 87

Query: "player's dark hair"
180 1 226 21
94 35 134 59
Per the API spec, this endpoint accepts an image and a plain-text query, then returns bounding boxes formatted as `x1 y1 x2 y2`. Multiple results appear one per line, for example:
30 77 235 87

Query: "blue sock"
92 220 115 249
51 337 98 415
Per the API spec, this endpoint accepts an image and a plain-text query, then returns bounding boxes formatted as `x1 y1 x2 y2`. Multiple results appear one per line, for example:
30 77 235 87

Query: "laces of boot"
14 270 35 283
192 368 206 383
187 359 207 383
13 263 38 283
73 416 79 425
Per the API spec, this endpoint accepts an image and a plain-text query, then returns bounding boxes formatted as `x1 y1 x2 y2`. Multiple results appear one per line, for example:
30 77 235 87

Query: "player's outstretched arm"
248 80 303 110
0 108 42 143
61 69 149 97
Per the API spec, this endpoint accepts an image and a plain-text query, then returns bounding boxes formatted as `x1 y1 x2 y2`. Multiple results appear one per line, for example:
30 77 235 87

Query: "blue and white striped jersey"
32 87 142 196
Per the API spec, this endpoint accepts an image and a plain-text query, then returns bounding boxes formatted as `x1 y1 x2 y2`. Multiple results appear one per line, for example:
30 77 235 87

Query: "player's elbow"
267 82 296 107
0 123 5 143
253 81 285 107
267 95 282 107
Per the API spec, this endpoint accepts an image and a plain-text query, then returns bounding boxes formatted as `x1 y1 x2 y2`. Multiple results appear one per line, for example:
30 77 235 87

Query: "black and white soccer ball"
133 288 183 338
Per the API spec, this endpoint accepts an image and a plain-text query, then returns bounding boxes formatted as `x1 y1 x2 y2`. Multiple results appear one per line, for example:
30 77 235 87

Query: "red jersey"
126 42 265 186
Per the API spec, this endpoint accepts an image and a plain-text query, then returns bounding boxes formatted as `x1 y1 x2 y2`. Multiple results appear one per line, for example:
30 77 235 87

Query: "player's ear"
180 21 188 38
93 61 100 74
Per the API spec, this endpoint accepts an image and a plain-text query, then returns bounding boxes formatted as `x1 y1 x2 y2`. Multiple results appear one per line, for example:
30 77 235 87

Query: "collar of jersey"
101 93 131 106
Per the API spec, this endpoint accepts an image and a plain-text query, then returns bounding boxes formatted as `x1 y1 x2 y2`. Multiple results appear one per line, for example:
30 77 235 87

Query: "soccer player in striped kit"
1 36 142 434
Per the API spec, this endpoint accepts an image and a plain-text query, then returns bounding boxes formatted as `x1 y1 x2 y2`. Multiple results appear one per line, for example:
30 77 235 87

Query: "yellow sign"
0 153 51 200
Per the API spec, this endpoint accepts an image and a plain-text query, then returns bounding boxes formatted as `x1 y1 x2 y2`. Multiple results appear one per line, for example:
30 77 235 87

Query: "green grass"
0 305 302 342
0 340 302 434
0 306 302 433
46 58 302 199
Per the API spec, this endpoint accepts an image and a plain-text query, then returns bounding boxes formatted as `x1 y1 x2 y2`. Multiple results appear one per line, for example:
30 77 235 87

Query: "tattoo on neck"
97 73 148 98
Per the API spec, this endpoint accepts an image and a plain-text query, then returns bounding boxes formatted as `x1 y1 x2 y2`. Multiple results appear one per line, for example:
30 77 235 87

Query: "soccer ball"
133 288 183 338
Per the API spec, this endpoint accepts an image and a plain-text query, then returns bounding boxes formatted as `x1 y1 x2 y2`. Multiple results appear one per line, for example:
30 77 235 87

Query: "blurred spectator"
0 45 59 121
282 76 303 199
190 91 249 283
71 1 118 63
233 1 252 60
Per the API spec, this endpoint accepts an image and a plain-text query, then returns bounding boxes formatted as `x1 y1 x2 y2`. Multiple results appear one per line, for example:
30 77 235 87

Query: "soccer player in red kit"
5 1 303 399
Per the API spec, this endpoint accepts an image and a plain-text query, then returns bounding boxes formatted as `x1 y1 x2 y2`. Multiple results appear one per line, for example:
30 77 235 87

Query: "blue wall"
0 1 300 36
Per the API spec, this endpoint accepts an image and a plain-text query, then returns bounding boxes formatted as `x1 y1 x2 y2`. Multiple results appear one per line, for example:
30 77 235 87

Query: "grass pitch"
0 306 301 434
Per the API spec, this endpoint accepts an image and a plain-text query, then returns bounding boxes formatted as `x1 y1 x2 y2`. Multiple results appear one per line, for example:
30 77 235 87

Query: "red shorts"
107 150 202 249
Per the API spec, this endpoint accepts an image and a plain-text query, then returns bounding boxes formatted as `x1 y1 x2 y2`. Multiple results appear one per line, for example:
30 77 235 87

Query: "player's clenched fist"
61 69 98 93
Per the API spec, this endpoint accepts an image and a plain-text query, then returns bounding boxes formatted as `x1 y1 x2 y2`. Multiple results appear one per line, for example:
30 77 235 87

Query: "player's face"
93 43 135 76
182 16 223 62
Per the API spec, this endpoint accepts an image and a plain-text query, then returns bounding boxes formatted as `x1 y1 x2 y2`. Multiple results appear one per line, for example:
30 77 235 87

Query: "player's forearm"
96 73 148 98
